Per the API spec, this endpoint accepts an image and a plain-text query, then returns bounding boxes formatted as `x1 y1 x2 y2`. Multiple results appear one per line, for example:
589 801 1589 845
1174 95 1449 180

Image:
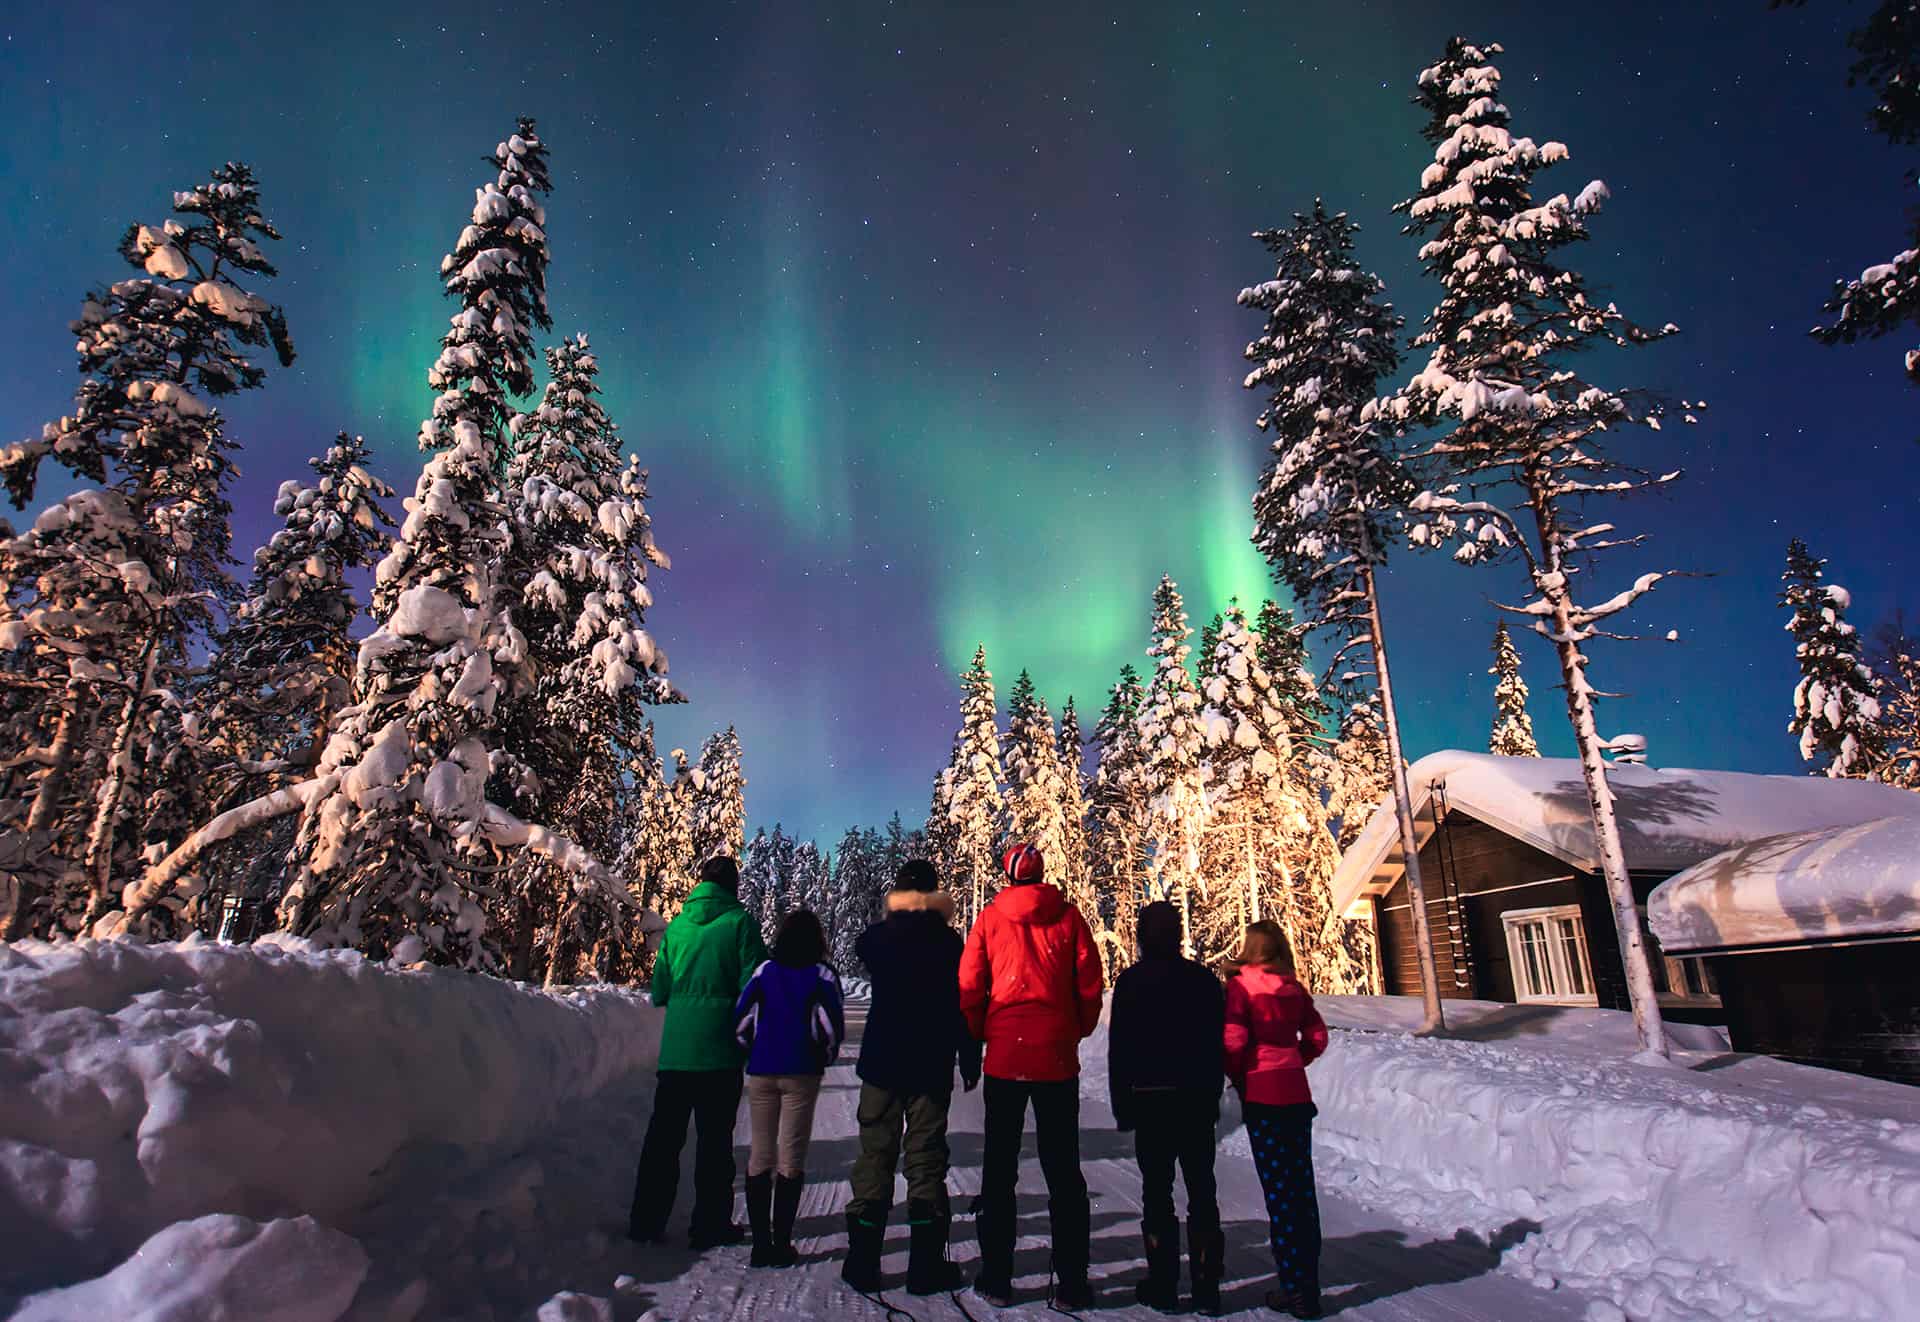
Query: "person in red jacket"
1223 920 1330 1320
958 842 1104 1309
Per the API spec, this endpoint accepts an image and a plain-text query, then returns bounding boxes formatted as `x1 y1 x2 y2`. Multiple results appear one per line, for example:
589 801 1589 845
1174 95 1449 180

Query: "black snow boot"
842 1209 886 1292
906 1198 964 1295
1264 1283 1322 1319
769 1173 804 1267
1048 1193 1094 1311
1187 1217 1225 1316
1133 1216 1180 1312
973 1194 1015 1306
746 1172 775 1267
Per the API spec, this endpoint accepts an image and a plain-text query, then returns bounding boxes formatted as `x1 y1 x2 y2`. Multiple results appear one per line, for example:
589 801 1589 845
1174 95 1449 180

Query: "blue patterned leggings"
1243 1101 1321 1293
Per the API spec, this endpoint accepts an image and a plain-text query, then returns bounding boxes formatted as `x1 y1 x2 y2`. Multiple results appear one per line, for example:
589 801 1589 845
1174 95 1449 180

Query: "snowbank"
1302 998 1920 1320
1649 814 1920 953
0 936 660 1316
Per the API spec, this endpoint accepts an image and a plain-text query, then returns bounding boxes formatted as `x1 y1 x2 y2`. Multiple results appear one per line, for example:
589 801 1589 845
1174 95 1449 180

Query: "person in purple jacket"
733 908 846 1267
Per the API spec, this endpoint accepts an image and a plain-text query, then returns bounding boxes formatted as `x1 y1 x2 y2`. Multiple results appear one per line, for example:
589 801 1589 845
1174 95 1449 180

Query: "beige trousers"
746 1073 823 1177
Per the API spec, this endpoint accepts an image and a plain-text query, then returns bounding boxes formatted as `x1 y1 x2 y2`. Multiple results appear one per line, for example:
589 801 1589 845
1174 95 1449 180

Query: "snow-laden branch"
110 773 343 930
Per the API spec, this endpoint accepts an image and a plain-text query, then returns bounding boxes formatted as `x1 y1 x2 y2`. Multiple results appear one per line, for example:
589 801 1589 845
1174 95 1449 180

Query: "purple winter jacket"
733 959 846 1076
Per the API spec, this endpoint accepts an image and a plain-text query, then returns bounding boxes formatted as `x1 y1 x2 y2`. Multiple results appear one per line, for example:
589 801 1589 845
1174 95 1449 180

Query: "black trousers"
630 1068 744 1238
1131 1089 1220 1232
1244 1101 1321 1294
978 1076 1090 1282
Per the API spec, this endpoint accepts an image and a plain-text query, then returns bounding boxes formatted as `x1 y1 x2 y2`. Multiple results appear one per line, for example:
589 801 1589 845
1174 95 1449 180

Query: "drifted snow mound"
11 1214 368 1322
1301 1015 1920 1321
0 935 659 1311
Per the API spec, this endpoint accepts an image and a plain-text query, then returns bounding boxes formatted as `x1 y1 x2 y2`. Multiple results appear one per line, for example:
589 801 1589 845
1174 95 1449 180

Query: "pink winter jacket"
1222 965 1329 1106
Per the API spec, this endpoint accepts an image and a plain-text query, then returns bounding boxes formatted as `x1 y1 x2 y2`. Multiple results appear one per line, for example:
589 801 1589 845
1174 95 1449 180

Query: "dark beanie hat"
699 855 740 891
1138 900 1181 957
894 859 938 892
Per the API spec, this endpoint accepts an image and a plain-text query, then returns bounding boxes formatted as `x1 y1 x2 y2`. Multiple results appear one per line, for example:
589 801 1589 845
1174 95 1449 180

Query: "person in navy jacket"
841 860 982 1295
733 908 845 1267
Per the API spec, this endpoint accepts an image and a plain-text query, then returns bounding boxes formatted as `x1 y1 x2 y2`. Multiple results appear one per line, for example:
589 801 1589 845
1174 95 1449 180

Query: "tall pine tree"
1089 664 1148 978
1488 621 1541 757
265 122 618 966
1133 576 1211 956
1237 199 1444 1029
1053 696 1096 921
1388 40 1698 1057
1002 671 1071 876
1782 540 1886 779
930 645 1004 928
2 164 296 939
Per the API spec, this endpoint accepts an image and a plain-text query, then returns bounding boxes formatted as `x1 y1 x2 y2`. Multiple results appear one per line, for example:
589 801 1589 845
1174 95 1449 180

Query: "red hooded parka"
958 882 1104 1082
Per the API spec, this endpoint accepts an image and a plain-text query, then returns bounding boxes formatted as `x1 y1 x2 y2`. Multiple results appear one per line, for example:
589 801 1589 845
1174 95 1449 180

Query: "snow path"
629 1001 1594 1322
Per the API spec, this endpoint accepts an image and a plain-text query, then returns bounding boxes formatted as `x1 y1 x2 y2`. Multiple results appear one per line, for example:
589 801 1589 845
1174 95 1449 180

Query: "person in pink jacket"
1223 921 1330 1320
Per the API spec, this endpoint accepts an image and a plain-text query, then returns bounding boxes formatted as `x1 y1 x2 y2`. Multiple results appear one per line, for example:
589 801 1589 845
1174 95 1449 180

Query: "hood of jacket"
990 880 1067 926
886 888 956 922
678 881 743 926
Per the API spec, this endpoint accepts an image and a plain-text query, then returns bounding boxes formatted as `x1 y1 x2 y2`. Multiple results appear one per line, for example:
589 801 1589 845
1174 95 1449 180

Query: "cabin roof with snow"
1329 750 1920 918
1648 815 1920 955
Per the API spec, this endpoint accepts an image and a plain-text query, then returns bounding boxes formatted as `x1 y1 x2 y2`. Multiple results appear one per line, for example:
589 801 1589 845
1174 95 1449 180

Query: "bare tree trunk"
1 700 83 939
81 640 161 931
1359 561 1447 1036
1541 577 1671 1061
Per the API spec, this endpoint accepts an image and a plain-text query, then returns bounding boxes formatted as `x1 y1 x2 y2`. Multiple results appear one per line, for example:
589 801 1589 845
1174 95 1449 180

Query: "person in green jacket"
629 856 770 1248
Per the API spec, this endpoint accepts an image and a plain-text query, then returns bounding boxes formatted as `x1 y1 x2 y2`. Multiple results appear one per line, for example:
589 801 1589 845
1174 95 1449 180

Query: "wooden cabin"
1650 815 1920 1085
1329 752 1920 1026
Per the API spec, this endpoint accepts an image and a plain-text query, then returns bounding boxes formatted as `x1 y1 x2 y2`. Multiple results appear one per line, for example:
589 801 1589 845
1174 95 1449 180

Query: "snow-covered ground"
1312 995 1920 1321
3 946 1916 1321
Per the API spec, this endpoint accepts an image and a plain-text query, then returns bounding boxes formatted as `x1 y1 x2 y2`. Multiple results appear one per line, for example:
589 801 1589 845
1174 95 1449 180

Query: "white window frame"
1502 904 1599 1005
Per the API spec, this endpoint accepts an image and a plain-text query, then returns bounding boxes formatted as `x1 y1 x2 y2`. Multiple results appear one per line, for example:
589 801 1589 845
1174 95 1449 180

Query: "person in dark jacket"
1109 901 1227 1314
1224 921 1331 1320
959 842 1104 1310
629 856 769 1249
734 908 846 1268
842 860 982 1296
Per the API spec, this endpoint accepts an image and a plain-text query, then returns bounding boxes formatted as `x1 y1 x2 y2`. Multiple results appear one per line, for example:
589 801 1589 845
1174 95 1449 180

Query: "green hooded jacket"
652 881 770 1072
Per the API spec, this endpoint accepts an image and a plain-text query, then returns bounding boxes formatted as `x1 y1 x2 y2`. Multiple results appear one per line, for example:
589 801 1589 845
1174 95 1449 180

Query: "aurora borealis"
3 3 1914 842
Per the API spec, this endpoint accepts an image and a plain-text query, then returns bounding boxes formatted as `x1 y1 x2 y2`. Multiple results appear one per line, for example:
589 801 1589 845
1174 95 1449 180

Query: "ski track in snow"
593 1002 1593 1322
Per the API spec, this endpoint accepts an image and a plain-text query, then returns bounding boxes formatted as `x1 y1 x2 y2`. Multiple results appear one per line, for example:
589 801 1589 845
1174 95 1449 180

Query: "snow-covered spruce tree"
1868 614 1920 789
654 747 701 923
1195 605 1292 966
1255 599 1328 749
934 645 1005 928
494 334 680 975
0 164 296 939
1198 607 1372 989
1237 198 1445 1029
1053 696 1097 921
737 825 772 927
1488 620 1541 757
690 726 747 864
1133 576 1212 957
1385 40 1701 1058
1323 696 1391 849
1002 670 1071 874
203 434 397 801
1089 663 1149 978
760 824 798 944
1781 540 1886 779
144 122 608 966
1774 1 1920 388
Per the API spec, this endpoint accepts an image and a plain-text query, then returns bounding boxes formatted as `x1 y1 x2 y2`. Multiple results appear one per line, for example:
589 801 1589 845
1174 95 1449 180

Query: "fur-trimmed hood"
886 888 956 922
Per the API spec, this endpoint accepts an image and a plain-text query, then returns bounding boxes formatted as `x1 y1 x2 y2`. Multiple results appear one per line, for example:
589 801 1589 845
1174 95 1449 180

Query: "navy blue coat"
855 889 982 1095
1108 951 1225 1131
734 958 845 1076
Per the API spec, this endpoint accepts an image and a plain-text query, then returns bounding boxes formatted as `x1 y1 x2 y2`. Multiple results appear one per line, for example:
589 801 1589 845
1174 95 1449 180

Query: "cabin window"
1503 905 1598 1004
1636 906 1722 1006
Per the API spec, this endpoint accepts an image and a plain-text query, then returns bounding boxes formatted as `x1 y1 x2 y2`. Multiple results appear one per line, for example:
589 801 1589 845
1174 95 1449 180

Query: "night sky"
3 3 1915 844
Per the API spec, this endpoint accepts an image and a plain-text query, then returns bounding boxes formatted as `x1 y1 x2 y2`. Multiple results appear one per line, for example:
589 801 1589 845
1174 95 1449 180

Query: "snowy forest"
3 21 1919 1014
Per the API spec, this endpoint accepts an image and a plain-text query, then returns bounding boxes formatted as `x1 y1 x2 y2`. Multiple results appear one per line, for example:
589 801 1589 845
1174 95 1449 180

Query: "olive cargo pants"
846 1082 953 1220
